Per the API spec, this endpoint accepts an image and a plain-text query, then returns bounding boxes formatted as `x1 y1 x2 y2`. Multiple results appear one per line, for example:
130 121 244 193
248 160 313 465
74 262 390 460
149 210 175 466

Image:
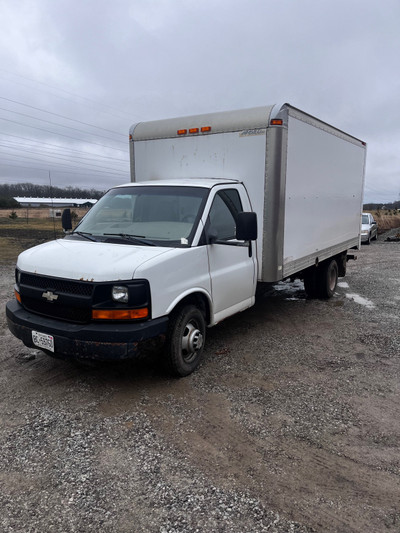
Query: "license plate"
32 330 55 352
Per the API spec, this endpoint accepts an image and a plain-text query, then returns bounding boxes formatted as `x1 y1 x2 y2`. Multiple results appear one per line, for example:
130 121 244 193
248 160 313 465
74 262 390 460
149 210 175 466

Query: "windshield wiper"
72 231 98 242
103 233 156 246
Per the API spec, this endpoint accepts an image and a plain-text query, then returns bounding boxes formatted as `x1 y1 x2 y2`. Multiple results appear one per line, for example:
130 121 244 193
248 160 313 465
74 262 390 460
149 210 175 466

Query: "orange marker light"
177 129 187 135
14 289 21 303
270 119 283 126
92 308 149 320
201 126 212 133
189 128 199 134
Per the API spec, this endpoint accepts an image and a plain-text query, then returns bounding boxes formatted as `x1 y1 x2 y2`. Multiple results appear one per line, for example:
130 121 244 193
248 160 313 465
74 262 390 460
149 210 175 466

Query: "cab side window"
208 189 243 241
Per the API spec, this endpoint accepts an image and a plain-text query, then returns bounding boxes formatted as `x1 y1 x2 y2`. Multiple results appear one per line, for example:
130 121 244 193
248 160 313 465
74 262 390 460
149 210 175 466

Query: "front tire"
166 305 206 377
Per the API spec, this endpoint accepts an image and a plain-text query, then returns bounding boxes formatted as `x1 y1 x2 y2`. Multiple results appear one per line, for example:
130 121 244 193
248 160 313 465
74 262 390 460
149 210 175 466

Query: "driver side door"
206 188 256 323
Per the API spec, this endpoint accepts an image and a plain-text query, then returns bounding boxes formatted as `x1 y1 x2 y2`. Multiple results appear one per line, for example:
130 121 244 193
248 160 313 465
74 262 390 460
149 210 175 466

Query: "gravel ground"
0 230 399 532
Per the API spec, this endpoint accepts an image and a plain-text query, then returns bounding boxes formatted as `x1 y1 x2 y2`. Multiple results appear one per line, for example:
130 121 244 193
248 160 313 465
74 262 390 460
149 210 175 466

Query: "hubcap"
181 322 203 362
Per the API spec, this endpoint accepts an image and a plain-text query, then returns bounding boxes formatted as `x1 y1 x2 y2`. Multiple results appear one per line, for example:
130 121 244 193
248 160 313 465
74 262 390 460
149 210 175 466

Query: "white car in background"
361 212 378 244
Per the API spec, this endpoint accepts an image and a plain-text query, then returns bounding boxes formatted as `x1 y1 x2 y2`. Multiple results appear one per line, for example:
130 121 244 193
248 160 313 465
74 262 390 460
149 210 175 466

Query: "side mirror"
62 208 72 232
236 212 257 241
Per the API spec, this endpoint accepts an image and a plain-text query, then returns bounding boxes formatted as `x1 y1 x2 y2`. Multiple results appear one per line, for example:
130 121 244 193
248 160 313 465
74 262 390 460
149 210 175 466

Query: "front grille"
18 272 151 325
22 296 91 324
19 273 94 324
20 272 93 297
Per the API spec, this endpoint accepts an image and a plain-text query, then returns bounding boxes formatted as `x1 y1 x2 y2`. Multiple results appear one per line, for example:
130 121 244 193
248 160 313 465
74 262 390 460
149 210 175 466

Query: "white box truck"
6 104 366 376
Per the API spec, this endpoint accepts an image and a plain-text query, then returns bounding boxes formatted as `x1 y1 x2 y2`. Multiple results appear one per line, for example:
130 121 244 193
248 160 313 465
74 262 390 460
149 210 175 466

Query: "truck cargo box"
130 104 366 282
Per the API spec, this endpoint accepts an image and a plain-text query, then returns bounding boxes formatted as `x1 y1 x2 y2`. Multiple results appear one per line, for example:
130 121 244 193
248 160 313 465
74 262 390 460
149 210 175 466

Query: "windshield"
74 185 208 247
362 214 369 224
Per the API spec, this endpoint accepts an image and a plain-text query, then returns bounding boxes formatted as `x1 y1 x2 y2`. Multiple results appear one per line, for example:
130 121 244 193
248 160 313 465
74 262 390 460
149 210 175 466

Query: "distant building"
13 197 98 208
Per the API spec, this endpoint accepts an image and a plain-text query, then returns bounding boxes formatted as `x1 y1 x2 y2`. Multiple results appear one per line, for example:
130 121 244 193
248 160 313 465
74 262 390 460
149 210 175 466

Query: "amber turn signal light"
92 308 149 320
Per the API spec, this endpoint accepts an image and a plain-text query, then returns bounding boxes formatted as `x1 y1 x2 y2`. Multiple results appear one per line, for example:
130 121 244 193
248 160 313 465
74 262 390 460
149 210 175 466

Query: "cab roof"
114 178 240 190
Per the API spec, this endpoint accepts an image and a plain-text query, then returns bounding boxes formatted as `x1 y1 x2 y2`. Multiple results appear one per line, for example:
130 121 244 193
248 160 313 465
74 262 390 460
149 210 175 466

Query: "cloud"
0 0 398 202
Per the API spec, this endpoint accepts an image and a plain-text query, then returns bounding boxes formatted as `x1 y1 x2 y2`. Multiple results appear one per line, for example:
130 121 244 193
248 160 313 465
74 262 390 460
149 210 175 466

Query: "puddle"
346 293 375 309
272 280 305 301
337 281 375 309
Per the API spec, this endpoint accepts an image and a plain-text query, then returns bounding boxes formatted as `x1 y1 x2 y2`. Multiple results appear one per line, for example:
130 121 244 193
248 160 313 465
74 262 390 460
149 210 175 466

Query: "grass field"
370 211 400 232
0 218 65 264
0 216 64 231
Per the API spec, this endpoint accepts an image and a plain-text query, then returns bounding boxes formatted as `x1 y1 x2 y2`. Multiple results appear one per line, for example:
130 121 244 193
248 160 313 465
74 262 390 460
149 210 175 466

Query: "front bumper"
6 299 168 360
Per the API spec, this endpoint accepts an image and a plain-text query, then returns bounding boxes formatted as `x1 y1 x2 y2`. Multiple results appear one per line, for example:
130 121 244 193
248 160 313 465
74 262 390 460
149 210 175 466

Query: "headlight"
112 285 129 303
16 269 21 285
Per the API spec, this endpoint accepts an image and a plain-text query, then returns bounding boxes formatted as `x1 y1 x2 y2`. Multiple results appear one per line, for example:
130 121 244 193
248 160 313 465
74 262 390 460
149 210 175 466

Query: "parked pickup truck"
6 104 367 376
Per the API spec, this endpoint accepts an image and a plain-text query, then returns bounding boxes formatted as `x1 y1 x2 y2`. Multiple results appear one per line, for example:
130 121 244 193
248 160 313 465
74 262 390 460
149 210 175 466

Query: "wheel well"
300 252 347 280
171 293 211 325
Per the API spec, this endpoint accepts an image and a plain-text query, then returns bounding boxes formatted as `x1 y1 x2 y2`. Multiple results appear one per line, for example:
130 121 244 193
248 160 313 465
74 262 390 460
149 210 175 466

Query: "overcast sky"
0 0 399 203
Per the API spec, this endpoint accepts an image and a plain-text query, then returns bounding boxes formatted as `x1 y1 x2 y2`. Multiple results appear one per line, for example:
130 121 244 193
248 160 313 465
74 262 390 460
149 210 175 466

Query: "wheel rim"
328 266 337 292
181 320 203 364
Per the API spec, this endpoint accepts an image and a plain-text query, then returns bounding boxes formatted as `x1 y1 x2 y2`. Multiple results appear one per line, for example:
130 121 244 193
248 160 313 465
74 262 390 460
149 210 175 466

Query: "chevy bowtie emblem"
42 291 59 302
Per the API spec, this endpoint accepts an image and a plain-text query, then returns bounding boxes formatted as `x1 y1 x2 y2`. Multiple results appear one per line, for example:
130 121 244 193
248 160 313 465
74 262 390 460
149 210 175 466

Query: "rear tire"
317 259 338 299
304 269 319 299
166 305 206 377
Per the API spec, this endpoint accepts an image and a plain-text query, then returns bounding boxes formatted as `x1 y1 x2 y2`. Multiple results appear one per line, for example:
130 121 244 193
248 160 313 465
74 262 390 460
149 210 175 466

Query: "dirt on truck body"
0 229 400 533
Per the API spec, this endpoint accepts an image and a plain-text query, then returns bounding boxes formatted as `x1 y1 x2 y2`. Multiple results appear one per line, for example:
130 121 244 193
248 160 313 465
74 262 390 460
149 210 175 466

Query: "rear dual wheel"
304 258 338 299
318 258 338 298
303 269 319 299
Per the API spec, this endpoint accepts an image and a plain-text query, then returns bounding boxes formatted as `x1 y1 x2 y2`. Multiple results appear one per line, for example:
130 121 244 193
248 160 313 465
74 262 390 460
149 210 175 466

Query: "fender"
166 288 213 324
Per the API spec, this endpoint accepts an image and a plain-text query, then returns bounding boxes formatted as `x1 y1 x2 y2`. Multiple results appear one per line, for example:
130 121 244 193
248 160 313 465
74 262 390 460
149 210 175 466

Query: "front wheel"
166 305 206 377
